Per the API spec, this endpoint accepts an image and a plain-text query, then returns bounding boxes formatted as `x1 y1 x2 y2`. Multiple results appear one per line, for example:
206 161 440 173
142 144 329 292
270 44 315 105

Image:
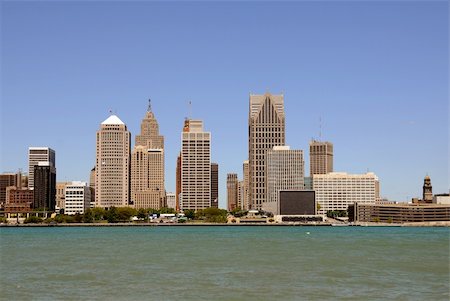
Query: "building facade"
166 192 176 209
0 172 21 209
242 160 250 210
33 162 56 210
28 147 55 190
4 186 34 212
181 119 211 211
313 172 379 215
65 182 91 215
56 181 71 211
248 93 285 210
266 146 304 208
423 175 433 203
309 140 333 178
227 173 238 211
176 153 182 211
210 163 219 208
95 114 131 208
131 102 165 209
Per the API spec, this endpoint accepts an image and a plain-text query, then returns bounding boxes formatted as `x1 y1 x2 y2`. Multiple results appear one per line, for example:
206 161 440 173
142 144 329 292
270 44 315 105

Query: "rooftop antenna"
188 100 192 120
148 98 152 112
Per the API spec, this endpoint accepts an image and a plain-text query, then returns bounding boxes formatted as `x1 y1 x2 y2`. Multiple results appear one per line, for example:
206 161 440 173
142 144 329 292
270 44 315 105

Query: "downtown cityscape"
1 93 449 225
1 1 449 300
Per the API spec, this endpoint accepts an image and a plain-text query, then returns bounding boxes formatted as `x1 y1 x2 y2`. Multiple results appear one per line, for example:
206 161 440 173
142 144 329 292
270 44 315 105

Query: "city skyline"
1 1 448 208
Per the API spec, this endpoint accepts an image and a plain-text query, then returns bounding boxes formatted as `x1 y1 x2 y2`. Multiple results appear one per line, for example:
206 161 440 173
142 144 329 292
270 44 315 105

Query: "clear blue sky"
1 1 448 208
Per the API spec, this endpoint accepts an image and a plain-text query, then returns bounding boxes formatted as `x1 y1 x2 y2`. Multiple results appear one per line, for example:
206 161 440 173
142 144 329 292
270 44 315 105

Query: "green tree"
184 209 195 220
137 208 147 220
117 207 136 222
24 216 43 224
160 207 176 214
91 207 106 221
106 207 119 223
83 209 94 223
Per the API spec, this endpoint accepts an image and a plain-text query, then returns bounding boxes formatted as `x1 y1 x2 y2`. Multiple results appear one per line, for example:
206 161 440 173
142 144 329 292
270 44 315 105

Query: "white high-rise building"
95 114 130 208
166 192 176 209
266 146 304 206
28 147 55 189
65 181 91 215
313 172 380 215
249 93 285 210
181 119 211 211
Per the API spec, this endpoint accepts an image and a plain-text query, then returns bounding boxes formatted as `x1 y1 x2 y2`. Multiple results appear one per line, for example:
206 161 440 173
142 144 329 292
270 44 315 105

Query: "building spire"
147 98 152 112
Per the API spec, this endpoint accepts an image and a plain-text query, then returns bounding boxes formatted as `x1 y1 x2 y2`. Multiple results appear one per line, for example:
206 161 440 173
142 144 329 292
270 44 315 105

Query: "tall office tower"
0 172 21 208
423 175 433 203
33 162 56 210
131 102 165 209
266 146 304 206
242 160 249 210
181 119 211 211
227 173 238 211
249 93 285 210
28 147 55 189
313 172 379 215
309 140 333 178
64 181 91 215
95 114 130 208
176 153 182 211
210 163 219 208
56 182 71 210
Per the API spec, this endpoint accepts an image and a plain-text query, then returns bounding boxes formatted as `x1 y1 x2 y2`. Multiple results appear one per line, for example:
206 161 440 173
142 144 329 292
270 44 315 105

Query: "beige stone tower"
95 114 130 208
180 119 211 211
131 100 165 209
242 160 250 210
248 93 285 210
309 140 333 178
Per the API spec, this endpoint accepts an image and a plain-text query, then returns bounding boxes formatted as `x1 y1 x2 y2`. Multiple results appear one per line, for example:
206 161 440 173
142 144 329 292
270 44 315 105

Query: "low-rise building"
4 186 34 212
433 194 450 205
64 182 91 215
313 172 379 215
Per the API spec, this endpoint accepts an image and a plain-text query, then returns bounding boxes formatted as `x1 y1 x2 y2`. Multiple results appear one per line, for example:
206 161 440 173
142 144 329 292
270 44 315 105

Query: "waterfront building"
131 101 165 209
242 160 249 210
313 172 379 215
33 162 56 210
433 194 450 205
309 140 333 178
264 190 316 216
4 186 34 212
95 114 131 208
350 203 450 223
227 173 238 211
423 175 433 203
180 119 211 211
56 182 71 211
28 147 55 189
0 172 21 208
211 163 219 208
237 180 244 209
249 93 285 210
266 146 304 208
166 192 176 209
64 181 91 215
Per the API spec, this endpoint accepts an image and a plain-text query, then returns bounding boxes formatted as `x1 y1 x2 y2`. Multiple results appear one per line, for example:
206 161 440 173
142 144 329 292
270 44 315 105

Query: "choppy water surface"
1 226 449 300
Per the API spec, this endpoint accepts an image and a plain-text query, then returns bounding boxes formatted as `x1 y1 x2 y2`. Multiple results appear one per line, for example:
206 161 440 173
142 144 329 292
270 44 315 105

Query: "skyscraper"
180 119 211 211
28 147 55 189
309 140 333 178
95 114 130 208
131 101 165 209
266 146 304 205
248 93 285 210
210 163 219 208
227 173 238 211
33 162 56 210
176 152 181 211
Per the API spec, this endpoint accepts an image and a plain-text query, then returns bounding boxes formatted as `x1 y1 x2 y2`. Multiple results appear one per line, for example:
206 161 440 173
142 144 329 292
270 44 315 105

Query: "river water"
1 226 449 300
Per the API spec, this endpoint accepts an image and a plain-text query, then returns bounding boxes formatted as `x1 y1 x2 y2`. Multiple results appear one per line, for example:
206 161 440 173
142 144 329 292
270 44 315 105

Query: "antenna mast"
148 98 152 112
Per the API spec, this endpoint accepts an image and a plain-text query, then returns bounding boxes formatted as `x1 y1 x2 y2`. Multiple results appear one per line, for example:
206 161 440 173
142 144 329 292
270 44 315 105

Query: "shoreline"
1 221 449 227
